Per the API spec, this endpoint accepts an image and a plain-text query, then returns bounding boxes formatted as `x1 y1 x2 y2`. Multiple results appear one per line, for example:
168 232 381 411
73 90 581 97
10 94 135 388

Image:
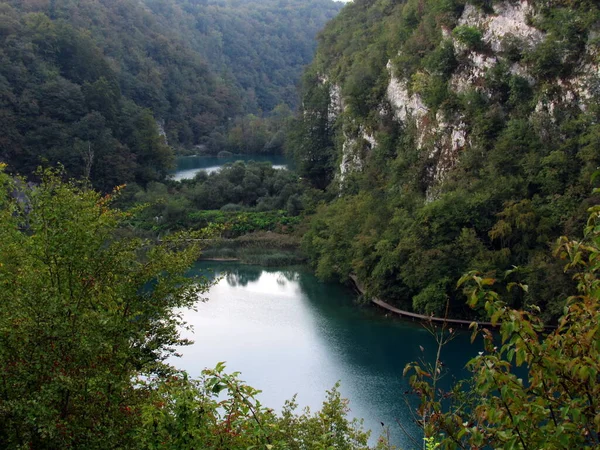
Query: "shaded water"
175 262 480 448
171 154 289 181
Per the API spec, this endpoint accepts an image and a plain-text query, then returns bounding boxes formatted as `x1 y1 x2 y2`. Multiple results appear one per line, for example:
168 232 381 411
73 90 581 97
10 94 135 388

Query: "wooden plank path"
349 274 494 328
349 275 557 330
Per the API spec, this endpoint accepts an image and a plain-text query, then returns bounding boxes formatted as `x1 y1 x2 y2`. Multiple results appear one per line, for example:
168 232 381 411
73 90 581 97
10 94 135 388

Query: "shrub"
405 203 600 449
137 364 374 450
452 25 483 50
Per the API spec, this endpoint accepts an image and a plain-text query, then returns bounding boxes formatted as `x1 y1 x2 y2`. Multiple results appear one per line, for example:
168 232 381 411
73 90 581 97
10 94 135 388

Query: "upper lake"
174 261 481 448
171 154 290 181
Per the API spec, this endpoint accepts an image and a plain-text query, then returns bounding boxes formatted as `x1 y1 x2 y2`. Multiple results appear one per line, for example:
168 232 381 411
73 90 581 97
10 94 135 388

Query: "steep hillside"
0 0 238 190
144 0 343 113
0 0 340 189
291 0 600 320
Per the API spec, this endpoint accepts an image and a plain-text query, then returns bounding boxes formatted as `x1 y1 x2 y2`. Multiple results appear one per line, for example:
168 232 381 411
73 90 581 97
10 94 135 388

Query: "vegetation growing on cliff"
290 0 600 321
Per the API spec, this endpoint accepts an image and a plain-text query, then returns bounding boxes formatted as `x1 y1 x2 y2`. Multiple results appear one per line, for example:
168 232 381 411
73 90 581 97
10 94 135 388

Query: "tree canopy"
0 0 341 190
406 199 600 449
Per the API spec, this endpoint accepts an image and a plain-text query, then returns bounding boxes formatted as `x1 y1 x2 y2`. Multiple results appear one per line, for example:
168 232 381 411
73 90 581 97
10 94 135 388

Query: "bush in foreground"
406 199 600 449
0 167 376 449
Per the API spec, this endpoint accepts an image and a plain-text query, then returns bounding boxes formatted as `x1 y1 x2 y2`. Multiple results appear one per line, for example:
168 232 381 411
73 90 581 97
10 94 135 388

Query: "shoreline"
198 257 240 262
349 274 495 328
349 275 557 330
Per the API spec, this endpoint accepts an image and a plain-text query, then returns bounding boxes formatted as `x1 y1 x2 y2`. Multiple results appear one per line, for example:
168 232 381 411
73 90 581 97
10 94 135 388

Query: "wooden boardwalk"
350 275 558 330
349 274 495 328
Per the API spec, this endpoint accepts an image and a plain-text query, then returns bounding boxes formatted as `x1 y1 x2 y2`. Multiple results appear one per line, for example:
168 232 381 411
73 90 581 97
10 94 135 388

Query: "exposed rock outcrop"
319 0 599 198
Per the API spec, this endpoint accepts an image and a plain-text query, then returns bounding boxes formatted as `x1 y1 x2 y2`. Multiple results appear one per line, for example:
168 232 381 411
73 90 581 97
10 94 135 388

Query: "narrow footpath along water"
170 154 290 181
175 261 480 448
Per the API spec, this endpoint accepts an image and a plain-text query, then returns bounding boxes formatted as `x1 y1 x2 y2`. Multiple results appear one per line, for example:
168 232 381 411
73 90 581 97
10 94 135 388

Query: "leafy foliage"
0 0 341 189
123 161 308 232
188 210 301 237
144 0 342 113
0 167 381 449
137 364 374 450
285 69 338 190
0 167 211 447
452 25 483 49
293 0 600 320
405 204 600 448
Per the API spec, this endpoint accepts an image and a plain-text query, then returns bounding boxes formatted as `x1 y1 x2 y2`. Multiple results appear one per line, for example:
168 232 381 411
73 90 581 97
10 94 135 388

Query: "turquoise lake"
171 154 290 181
175 261 480 448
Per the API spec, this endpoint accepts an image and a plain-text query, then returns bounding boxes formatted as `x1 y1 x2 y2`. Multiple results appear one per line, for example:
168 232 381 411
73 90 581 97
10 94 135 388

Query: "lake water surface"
175 262 479 448
171 154 290 181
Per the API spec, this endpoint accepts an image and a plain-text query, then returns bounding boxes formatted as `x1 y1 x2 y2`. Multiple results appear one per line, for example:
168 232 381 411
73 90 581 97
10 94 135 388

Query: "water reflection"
176 262 479 448
224 266 262 287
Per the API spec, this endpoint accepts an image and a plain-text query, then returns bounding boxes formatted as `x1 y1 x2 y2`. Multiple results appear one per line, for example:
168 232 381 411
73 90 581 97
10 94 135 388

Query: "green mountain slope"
0 0 239 190
290 0 600 320
0 0 341 189
144 0 343 113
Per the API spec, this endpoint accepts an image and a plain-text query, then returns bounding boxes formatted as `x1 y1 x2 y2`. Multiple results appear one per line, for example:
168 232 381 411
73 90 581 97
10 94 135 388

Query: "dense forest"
144 0 343 113
288 0 600 321
2 0 600 448
0 0 341 190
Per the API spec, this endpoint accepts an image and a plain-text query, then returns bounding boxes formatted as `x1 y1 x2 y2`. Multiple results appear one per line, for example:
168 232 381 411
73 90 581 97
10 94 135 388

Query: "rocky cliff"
292 0 600 319
319 0 599 197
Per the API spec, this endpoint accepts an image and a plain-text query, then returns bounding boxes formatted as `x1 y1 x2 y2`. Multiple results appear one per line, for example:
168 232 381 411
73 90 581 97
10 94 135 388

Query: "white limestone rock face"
450 1 544 94
328 1 598 196
339 136 361 184
449 52 498 95
319 76 367 184
318 73 344 123
338 127 377 186
362 130 377 150
569 40 600 109
386 61 428 122
316 74 369 186
454 1 599 120
328 83 344 123
385 59 468 199
419 1 547 197
385 59 431 155
534 35 600 118
423 115 468 201
459 1 544 53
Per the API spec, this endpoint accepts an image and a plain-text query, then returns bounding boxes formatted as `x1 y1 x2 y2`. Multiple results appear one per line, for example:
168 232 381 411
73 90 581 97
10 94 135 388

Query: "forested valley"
0 0 341 190
2 0 600 448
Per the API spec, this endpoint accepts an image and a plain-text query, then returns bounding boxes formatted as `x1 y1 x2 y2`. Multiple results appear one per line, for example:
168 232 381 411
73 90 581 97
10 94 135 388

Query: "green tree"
406 202 600 449
0 167 210 448
0 167 383 449
136 365 374 450
286 72 336 190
